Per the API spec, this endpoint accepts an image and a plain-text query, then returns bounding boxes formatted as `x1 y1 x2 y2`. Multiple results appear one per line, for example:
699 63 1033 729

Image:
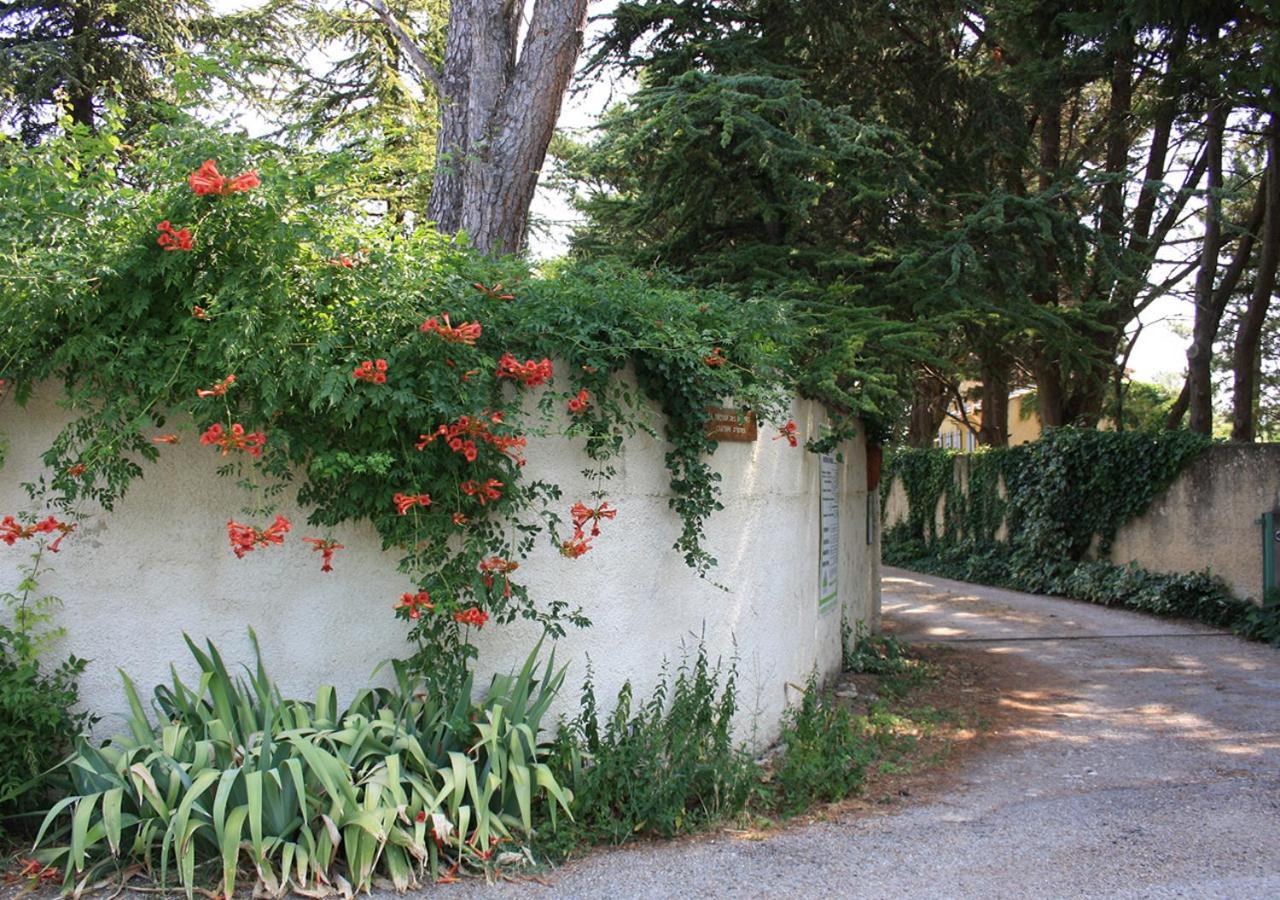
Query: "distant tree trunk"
1186 99 1229 434
1033 359 1065 428
1166 124 1268 431
978 357 1010 446
1232 117 1280 441
1165 380 1190 429
907 375 948 447
371 0 588 254
67 4 95 130
1032 87 1067 428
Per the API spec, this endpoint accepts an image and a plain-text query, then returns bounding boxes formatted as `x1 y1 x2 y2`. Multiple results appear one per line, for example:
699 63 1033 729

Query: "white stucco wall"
0 386 878 747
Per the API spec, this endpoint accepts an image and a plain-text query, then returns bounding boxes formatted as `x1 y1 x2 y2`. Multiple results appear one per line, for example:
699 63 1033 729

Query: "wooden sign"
705 408 757 442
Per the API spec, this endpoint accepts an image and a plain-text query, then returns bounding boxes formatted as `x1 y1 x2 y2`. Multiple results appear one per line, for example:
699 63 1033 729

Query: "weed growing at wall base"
539 645 753 852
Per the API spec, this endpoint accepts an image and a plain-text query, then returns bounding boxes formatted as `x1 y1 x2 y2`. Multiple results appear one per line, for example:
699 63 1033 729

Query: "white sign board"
819 453 839 610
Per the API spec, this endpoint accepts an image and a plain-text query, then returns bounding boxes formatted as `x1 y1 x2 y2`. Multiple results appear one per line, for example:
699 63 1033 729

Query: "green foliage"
763 674 872 817
0 532 92 829
842 625 913 678
0 0 204 143
33 633 572 896
1236 590 1280 646
0 117 792 687
274 0 448 219
884 428 1212 560
541 644 753 850
0 624 89 830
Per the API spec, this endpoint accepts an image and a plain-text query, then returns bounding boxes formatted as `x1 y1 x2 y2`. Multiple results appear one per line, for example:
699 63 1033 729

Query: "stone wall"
0 385 880 746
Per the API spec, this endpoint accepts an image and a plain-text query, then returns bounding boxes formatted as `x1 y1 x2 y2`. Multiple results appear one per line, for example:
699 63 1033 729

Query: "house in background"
935 386 1041 449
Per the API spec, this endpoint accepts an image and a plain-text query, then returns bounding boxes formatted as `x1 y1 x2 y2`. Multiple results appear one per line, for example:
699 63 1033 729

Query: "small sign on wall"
705 408 758 442
819 453 839 610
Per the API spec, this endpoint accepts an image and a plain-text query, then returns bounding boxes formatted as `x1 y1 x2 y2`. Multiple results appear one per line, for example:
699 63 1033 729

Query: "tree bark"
978 355 1010 446
1165 165 1268 429
1186 98 1229 434
417 0 588 254
907 373 949 448
1231 116 1280 441
67 3 96 130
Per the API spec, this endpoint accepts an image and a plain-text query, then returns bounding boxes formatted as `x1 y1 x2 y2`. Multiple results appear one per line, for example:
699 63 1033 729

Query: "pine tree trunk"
425 0 588 255
978 357 1010 446
1186 99 1229 434
1231 117 1280 441
907 375 948 448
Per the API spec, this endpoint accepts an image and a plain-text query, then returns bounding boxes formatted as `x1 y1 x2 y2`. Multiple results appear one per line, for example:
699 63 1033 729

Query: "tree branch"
359 0 443 95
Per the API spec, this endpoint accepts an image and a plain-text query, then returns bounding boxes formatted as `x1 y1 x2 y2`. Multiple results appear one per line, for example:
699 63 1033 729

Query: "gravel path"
447 567 1280 899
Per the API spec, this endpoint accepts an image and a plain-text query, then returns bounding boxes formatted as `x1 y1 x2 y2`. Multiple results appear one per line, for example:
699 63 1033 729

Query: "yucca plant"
34 632 572 897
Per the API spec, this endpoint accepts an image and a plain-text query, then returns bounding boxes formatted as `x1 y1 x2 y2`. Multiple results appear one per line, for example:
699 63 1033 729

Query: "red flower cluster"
559 537 591 559
197 374 236 398
353 359 388 384
704 347 726 367
1 515 74 552
393 492 432 515
66 463 85 477
461 479 503 505
421 313 482 345
302 536 343 572
192 305 209 320
452 512 469 526
200 422 266 457
560 501 617 559
496 353 553 387
396 590 433 619
152 433 180 445
480 556 518 596
454 607 489 628
189 159 260 196
6 859 59 885
417 411 526 465
226 515 291 558
571 501 617 539
156 220 193 251
774 420 799 447
479 556 519 575
472 282 515 300
568 389 590 415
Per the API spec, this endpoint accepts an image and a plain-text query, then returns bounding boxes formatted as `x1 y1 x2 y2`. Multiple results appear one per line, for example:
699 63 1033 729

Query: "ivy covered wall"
880 430 1280 636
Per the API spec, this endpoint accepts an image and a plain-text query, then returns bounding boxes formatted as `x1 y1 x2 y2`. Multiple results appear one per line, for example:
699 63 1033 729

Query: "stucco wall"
883 445 1280 603
1109 444 1280 603
0 386 879 747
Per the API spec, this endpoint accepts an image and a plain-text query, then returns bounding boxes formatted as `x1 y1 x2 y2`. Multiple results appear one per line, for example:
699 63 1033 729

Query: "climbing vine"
878 429 1272 633
0 120 795 687
883 428 1212 562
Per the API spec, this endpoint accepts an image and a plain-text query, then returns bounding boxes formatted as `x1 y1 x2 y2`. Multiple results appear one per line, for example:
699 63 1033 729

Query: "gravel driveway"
449 566 1280 899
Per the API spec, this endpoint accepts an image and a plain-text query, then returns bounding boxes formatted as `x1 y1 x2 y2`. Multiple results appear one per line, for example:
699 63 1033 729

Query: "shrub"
764 675 873 816
1236 591 1280 645
33 633 571 897
0 539 93 834
543 644 753 849
0 623 89 832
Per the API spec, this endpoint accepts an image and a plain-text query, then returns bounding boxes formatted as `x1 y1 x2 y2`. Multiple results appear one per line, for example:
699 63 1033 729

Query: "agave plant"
34 632 572 898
